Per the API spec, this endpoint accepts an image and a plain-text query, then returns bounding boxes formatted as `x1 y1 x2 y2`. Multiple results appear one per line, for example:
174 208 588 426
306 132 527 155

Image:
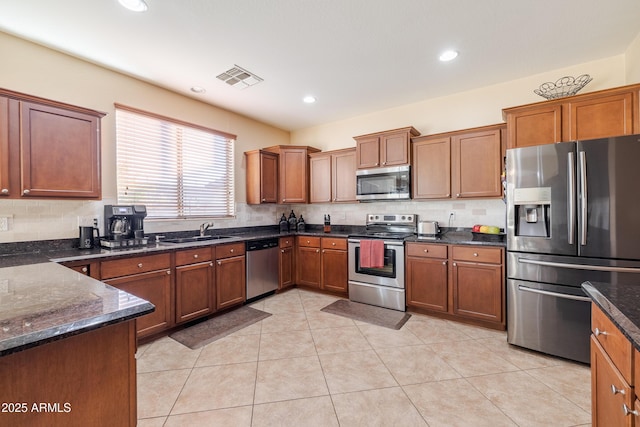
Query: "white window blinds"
115 105 236 219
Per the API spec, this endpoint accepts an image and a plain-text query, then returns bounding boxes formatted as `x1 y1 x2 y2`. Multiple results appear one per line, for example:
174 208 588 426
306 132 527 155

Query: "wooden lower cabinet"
406 243 448 312
321 237 348 293
297 236 321 288
175 247 214 323
215 243 246 310
279 237 295 290
406 243 505 329
101 253 173 338
60 259 100 279
0 321 137 427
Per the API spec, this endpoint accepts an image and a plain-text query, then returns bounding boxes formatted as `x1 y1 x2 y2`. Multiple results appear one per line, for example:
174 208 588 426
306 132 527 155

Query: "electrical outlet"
449 211 455 219
0 217 8 232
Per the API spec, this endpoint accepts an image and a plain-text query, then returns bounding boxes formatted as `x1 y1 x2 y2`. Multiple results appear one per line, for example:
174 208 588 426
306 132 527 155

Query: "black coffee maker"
101 205 148 248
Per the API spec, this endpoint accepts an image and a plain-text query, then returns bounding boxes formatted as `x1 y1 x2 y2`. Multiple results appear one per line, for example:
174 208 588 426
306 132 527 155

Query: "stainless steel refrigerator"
506 134 640 364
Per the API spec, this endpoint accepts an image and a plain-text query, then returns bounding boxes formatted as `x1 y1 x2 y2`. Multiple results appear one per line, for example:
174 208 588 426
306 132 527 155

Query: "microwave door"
506 142 576 256
577 135 640 260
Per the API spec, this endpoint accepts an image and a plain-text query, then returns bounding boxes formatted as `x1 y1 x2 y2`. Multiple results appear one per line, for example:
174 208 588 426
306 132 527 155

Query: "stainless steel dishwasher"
246 237 280 302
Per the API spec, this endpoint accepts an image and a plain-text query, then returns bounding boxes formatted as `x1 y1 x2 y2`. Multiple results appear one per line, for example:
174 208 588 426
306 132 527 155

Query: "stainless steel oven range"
348 214 416 311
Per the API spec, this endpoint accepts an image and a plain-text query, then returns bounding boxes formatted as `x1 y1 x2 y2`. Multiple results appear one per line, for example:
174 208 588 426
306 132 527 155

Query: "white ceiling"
1 1 639 131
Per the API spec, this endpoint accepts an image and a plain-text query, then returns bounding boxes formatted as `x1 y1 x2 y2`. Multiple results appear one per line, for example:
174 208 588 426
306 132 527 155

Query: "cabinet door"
567 93 634 141
505 105 562 149
0 97 10 197
451 261 503 323
175 261 214 323
260 151 278 203
297 246 321 288
310 154 332 203
406 256 448 311
104 269 173 338
380 130 409 166
412 137 451 199
279 147 308 203
216 255 246 310
279 246 294 290
355 135 380 169
332 149 357 202
591 336 633 427
321 248 348 293
451 129 502 198
20 101 101 198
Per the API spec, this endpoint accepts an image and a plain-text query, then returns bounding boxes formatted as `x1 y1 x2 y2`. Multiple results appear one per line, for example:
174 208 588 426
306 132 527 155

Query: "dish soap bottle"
288 210 297 232
279 213 289 232
297 215 306 232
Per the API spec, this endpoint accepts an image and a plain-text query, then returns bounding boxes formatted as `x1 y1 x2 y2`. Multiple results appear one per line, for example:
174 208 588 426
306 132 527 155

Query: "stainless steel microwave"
356 165 411 201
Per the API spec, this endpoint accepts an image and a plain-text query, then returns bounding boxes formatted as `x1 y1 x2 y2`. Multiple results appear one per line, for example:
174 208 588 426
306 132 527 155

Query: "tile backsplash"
0 198 506 243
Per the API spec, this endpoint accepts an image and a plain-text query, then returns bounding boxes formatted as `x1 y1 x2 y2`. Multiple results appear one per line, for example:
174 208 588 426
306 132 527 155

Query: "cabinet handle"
611 384 626 395
23 189 30 195
332 242 336 246
166 270 171 275
137 263 143 268
230 249 234 253
442 261 447 265
473 253 478 257
322 250 325 253
423 249 429 253
306 240 310 244
281 249 285 253
217 260 222 265
1 189 8 194
382 162 386 165
456 193 460 197
193 254 199 259
316 249 320 253
623 404 639 417
209 262 213 267
261 198 266 202
81 267 88 273
282 199 286 202
453 262 457 267
594 328 608 336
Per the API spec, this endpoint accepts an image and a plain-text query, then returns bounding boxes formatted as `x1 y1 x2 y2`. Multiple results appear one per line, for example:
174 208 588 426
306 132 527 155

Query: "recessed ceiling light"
439 50 459 62
118 0 148 12
303 96 317 104
190 86 206 94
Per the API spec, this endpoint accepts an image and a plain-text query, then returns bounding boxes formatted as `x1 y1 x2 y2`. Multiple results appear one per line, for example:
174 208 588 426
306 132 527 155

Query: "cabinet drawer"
175 247 213 266
280 237 294 248
451 246 502 264
215 242 245 259
298 236 321 248
101 253 171 279
406 243 447 259
592 304 633 384
322 237 347 250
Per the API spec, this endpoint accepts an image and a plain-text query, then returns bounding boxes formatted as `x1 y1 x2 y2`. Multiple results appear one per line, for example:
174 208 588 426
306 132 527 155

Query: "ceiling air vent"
216 65 263 89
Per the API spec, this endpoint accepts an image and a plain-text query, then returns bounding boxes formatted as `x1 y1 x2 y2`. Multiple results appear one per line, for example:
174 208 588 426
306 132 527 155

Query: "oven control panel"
366 214 416 225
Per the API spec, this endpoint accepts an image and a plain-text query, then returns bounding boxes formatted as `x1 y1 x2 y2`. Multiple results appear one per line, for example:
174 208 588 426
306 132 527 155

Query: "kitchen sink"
161 235 233 244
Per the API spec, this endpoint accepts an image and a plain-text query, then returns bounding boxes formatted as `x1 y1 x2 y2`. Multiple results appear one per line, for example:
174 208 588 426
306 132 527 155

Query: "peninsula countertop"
582 281 640 351
0 262 154 356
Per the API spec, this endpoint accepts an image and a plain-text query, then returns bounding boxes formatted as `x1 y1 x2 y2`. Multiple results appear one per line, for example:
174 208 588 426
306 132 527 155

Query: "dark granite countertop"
405 230 506 247
582 281 640 351
0 262 154 356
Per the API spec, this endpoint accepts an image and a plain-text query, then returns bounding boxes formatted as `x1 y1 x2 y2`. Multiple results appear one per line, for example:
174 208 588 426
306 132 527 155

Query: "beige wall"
0 31 289 242
626 31 640 83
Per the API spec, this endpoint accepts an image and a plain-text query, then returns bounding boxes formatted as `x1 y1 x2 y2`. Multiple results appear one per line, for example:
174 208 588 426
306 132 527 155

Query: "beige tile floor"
136 289 591 427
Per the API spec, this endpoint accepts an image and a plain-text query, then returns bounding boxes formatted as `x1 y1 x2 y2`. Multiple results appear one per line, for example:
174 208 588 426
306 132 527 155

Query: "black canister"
279 213 289 232
288 210 297 231
296 215 306 231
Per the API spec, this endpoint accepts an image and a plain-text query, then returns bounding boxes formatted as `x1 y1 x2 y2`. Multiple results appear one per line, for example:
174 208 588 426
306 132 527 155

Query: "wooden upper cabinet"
310 148 356 203
504 104 562 149
412 123 504 200
567 92 634 141
503 83 640 149
263 145 320 204
354 126 420 169
0 89 105 199
411 136 451 199
245 149 278 204
452 127 503 198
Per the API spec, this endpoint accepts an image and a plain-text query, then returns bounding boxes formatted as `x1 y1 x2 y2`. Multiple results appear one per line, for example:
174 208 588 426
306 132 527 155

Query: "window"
115 105 236 219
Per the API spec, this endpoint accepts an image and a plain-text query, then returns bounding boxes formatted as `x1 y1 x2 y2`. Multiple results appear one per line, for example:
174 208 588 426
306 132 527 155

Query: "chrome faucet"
199 221 214 236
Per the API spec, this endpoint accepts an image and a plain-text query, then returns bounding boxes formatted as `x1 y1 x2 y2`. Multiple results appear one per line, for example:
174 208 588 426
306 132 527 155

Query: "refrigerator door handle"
579 150 588 246
518 257 640 273
567 152 576 245
517 285 591 302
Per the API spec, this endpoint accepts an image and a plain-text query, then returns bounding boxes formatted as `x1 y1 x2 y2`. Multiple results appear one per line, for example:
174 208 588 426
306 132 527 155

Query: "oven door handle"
348 239 404 247
517 285 591 302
